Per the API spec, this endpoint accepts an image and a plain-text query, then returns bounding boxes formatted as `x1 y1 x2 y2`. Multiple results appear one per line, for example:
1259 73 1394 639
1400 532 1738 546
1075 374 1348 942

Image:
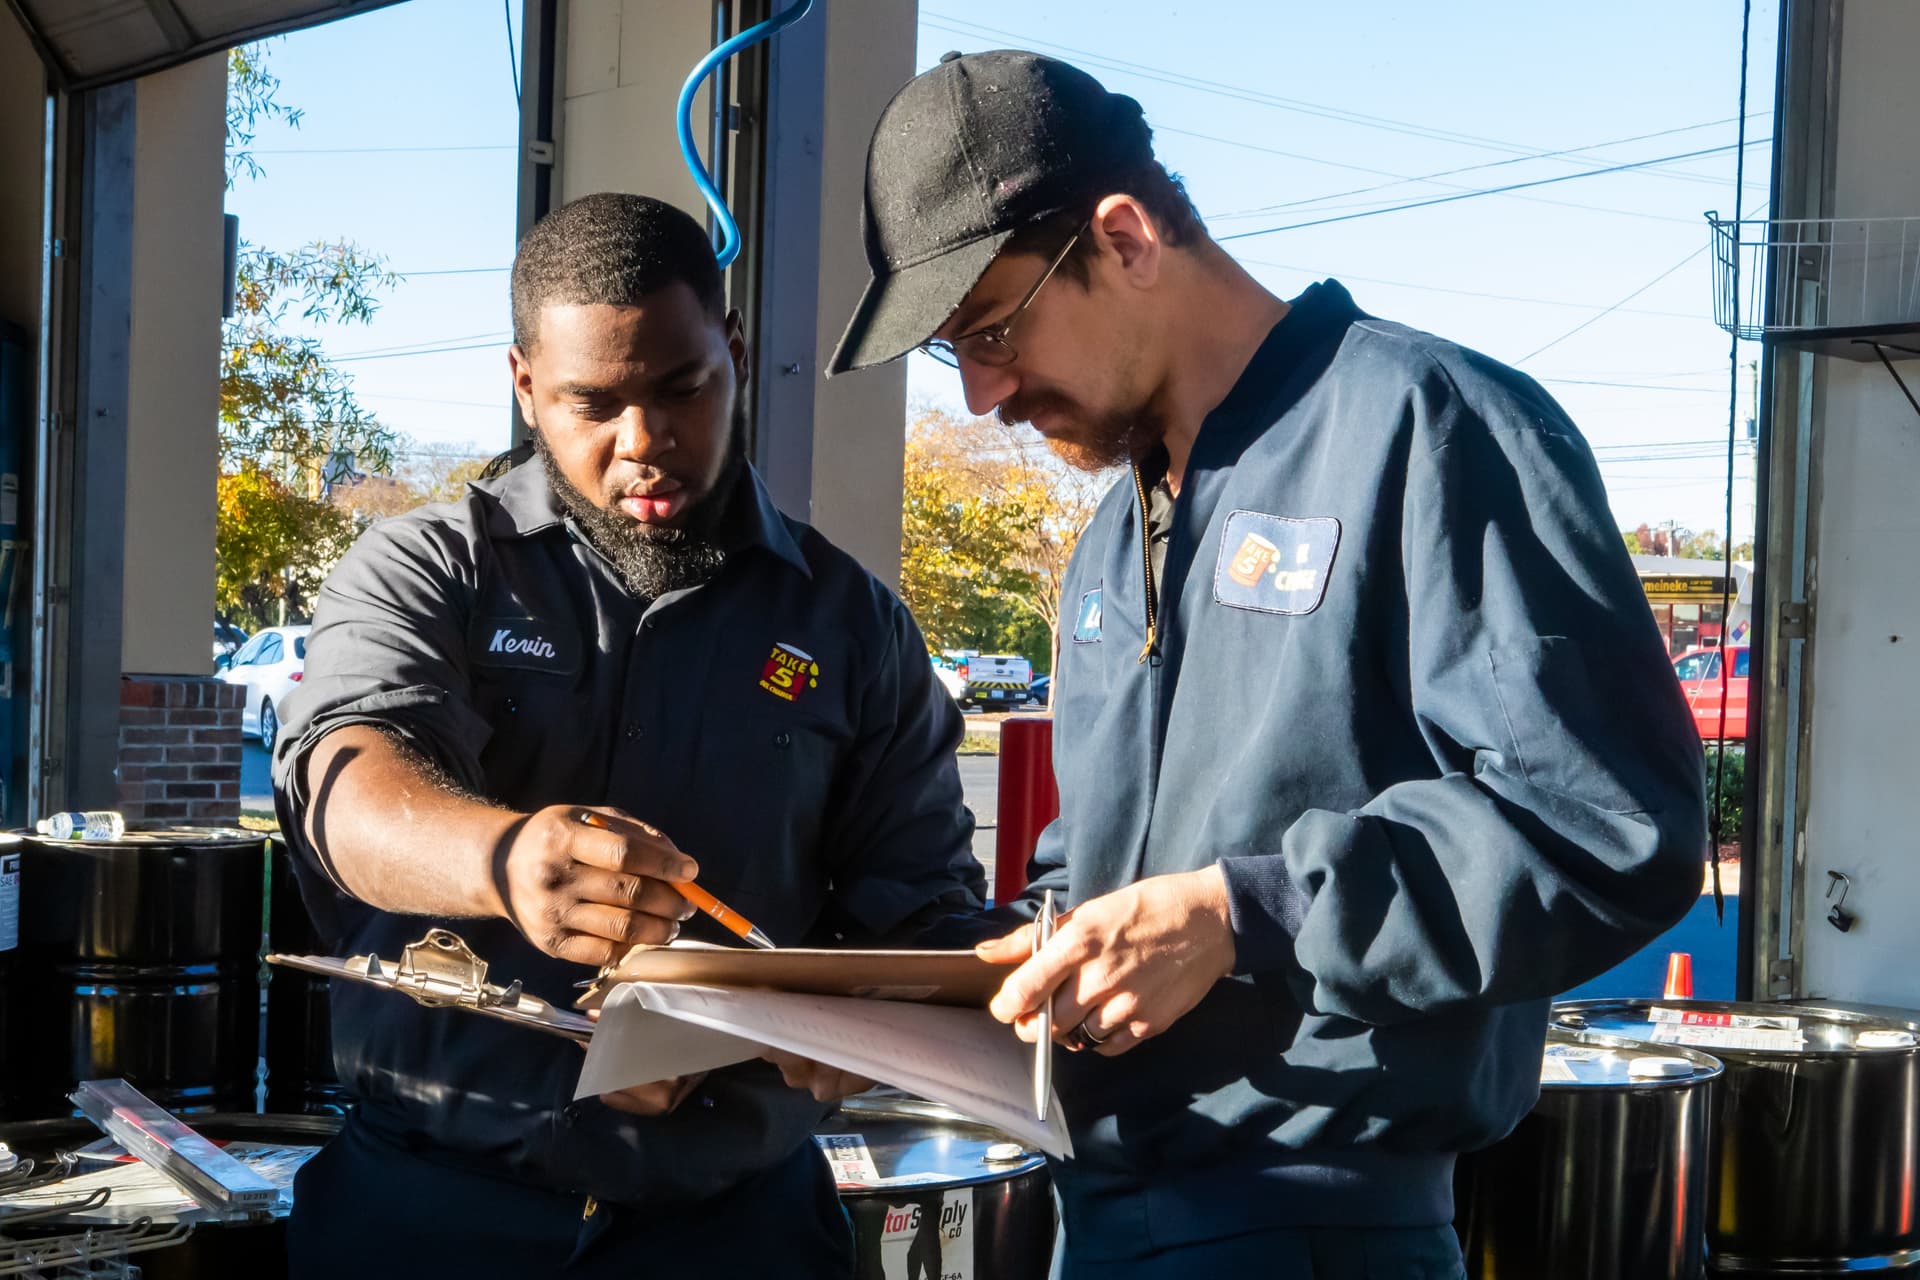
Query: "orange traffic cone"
1663 952 1694 1000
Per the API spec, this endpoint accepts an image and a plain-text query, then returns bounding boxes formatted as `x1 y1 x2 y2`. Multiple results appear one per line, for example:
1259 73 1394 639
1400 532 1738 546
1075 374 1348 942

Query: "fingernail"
679 903 696 921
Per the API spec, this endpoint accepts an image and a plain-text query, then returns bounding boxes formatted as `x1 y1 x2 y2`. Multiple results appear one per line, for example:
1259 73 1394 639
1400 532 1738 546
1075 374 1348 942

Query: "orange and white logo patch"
758 642 820 703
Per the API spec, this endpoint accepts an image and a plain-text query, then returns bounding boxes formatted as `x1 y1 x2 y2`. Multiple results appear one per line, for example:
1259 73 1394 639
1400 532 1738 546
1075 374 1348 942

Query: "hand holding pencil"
577 811 774 949
492 803 712 968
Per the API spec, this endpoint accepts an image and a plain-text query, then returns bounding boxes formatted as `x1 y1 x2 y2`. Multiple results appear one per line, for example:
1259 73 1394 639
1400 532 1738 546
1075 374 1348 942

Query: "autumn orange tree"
900 406 1106 663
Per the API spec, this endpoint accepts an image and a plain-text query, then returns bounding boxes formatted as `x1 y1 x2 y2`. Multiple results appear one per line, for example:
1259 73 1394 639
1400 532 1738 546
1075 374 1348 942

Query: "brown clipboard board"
577 941 1010 1011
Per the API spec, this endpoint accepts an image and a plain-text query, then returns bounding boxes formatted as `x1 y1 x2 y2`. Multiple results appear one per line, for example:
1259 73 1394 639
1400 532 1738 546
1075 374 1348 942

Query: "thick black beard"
532 427 740 600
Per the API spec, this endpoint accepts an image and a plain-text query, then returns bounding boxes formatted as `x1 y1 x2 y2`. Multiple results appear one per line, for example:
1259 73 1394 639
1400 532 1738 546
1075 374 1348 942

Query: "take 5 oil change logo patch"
759 642 820 703
1213 510 1341 615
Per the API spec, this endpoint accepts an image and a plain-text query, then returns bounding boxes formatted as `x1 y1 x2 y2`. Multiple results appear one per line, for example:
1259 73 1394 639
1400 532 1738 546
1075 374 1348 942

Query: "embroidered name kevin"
490 629 557 659
472 615 580 674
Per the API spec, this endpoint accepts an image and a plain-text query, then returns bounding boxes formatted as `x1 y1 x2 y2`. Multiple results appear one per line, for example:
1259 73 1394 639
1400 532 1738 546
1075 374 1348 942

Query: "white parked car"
217 624 309 752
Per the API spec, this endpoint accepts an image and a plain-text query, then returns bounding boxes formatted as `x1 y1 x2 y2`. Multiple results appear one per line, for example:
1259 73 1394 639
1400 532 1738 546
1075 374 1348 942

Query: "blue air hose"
677 0 817 268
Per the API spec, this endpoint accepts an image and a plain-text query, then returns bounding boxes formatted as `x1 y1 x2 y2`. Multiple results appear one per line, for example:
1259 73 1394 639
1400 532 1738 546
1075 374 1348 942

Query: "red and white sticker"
815 1134 880 1186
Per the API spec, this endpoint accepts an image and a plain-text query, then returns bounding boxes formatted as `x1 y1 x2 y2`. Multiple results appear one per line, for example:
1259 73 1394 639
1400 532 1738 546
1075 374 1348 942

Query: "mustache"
995 392 1075 427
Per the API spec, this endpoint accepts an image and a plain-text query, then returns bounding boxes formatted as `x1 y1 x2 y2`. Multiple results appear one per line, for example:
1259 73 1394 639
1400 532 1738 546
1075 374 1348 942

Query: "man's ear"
1090 194 1161 290
508 342 537 424
726 308 751 388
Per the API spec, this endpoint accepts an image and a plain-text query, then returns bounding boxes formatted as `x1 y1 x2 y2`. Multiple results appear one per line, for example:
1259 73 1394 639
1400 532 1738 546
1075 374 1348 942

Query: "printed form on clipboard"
268 932 1072 1159
576 941 1072 1159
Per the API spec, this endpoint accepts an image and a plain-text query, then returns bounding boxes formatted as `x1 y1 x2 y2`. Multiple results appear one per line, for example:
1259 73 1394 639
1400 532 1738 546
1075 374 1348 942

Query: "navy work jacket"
1021 281 1706 1259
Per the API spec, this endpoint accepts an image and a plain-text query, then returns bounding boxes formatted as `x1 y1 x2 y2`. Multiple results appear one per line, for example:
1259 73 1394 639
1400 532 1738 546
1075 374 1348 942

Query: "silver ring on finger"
1072 1018 1110 1049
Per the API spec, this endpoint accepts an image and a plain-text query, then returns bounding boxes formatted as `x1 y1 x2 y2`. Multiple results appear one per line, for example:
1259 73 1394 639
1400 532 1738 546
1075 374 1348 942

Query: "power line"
1169 125 1717 228
922 11 1747 193
1512 194 1768 366
247 144 515 155
332 340 506 363
1208 114 1771 222
1217 142 1757 242
395 267 510 276
1539 378 1725 394
1234 257 1703 319
333 330 510 358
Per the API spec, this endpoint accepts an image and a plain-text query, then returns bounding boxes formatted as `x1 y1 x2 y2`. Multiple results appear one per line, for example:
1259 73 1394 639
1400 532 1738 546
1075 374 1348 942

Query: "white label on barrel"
1649 1023 1804 1051
875 1189 974 1280
1540 1054 1580 1084
815 1134 881 1186
0 850 18 952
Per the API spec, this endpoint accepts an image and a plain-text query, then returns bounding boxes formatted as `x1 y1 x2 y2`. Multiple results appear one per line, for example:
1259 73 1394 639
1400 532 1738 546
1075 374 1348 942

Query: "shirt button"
562 1103 583 1125
625 722 643 741
773 731 791 749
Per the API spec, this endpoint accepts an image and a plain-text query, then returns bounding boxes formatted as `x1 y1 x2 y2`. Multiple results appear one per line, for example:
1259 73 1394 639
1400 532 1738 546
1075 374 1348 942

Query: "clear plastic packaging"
69 1078 278 1216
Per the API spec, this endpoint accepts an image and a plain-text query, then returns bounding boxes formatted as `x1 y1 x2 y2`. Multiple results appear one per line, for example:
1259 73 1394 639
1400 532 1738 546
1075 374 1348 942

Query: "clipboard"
576 940 1008 1010
268 928 594 1043
268 928 1068 1157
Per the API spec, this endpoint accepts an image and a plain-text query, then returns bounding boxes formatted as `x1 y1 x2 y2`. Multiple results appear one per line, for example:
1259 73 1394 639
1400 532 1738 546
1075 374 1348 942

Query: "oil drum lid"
814 1092 1046 1192
1541 1028 1721 1087
1555 998 1920 1056
20 826 265 852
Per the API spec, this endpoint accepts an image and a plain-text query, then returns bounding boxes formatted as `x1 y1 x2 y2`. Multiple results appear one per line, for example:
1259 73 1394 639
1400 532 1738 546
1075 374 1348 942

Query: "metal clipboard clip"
269 928 595 1043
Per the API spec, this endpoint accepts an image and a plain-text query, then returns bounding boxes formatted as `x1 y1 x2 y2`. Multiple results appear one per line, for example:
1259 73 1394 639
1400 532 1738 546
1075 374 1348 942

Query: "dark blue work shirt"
272 459 983 1207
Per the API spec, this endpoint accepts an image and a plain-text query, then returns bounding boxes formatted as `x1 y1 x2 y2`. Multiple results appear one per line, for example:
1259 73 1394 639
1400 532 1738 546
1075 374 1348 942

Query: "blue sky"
230 0 1777 538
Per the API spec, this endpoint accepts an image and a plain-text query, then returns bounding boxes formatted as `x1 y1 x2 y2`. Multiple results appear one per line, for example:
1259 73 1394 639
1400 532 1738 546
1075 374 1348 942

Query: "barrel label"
871 1189 973 1280
817 1134 881 1186
1649 1023 1804 1051
0 849 17 952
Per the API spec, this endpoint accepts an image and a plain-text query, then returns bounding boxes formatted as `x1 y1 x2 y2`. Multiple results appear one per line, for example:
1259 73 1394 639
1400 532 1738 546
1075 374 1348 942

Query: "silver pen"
1033 889 1056 1123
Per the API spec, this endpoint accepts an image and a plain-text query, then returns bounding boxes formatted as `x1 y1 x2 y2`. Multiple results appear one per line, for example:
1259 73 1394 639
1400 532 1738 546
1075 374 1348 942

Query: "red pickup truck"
1673 644 1748 741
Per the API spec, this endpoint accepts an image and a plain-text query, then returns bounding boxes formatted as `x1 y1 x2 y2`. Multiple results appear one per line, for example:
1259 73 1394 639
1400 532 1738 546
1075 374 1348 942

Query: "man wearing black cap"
831 51 1707 1277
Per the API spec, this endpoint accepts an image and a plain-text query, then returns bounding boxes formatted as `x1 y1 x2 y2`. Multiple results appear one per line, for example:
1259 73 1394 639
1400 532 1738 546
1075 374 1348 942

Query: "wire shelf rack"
1 1150 194 1280
1709 213 1920 345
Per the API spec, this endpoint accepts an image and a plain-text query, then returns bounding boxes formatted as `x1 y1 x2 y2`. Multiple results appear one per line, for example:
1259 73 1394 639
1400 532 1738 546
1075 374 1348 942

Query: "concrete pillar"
548 0 915 587
123 54 224 679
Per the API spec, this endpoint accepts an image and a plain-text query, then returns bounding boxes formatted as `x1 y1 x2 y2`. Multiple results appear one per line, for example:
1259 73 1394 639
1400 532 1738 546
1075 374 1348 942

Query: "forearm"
300 723 518 919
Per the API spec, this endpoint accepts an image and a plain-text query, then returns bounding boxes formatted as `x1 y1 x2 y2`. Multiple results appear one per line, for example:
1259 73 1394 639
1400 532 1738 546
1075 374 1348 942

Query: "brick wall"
117 676 245 826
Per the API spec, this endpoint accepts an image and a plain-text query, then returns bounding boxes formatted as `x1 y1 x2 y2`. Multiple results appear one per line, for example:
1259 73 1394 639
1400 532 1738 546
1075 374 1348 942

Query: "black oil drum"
11 827 267 1118
263 838 345 1114
818 1094 1053 1280
1456 1027 1721 1280
1558 998 1920 1276
0 1109 339 1280
0 832 19 1119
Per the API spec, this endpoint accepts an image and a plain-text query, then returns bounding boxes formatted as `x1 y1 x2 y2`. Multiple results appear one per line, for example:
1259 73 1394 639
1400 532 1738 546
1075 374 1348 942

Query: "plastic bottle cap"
0 1143 15 1175
983 1143 1028 1164
1857 1030 1917 1049
1629 1056 1696 1079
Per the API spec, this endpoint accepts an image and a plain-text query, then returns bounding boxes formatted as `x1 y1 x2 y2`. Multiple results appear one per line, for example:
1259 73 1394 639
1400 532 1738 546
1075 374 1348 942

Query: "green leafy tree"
900 408 1104 666
218 43 402 628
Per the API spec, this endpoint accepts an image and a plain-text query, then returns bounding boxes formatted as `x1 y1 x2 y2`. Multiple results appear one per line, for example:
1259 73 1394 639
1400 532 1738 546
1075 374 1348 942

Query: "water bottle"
34 810 126 841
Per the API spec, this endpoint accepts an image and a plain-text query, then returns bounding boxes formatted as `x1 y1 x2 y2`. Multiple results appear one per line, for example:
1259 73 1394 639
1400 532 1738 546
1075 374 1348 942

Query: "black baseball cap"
827 50 1153 376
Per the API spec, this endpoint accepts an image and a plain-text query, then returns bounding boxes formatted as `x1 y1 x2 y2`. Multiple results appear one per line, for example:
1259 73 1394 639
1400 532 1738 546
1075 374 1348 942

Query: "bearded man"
272 191 982 1280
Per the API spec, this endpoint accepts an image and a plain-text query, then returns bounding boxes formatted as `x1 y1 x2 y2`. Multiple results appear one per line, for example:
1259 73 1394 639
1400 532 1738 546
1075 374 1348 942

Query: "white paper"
575 981 1071 1158
574 988 766 1096
1648 1023 1804 1051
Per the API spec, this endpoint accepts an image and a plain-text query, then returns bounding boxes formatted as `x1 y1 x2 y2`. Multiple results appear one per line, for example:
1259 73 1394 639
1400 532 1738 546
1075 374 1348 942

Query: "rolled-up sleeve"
271 514 492 888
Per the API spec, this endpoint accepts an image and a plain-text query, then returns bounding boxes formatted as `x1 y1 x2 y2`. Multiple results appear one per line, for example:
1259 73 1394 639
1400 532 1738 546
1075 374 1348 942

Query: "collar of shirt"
480 454 813 581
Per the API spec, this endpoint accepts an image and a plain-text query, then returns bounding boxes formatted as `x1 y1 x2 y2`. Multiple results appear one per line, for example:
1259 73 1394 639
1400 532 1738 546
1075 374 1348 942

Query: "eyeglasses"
921 224 1085 370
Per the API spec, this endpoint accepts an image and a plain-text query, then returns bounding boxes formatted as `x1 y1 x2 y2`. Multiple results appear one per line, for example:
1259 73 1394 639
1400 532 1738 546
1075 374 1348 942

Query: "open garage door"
5 0 407 89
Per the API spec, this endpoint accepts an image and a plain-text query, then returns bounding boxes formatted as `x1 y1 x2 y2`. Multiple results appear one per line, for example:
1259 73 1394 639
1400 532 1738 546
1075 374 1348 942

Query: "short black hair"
1003 158 1207 285
510 192 725 347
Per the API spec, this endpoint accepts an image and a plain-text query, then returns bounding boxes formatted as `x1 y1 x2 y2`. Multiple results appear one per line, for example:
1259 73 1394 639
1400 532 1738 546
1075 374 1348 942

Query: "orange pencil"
577 811 776 949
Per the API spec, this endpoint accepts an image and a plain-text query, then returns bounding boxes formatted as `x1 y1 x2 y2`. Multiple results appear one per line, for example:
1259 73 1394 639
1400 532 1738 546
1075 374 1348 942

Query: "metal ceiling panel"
6 0 408 90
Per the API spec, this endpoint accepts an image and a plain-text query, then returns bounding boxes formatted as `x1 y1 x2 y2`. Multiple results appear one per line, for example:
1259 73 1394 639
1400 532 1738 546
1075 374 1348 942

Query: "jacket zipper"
1130 464 1159 664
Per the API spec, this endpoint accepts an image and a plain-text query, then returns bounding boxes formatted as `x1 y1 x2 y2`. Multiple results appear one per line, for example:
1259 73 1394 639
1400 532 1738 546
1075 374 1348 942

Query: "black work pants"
287 1110 853 1278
